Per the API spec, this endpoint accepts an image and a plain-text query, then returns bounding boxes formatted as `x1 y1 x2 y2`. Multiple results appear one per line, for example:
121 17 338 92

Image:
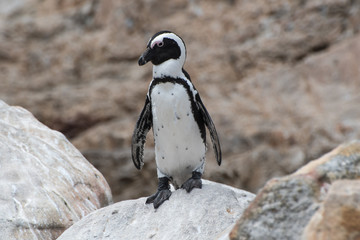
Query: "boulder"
229 140 360 240
0 100 112 239
302 179 360 240
57 180 255 240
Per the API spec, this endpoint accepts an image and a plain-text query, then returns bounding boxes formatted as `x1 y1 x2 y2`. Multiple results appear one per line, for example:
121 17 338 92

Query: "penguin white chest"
150 82 206 187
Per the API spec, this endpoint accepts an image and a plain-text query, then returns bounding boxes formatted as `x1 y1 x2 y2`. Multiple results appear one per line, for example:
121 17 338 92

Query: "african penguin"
132 30 221 209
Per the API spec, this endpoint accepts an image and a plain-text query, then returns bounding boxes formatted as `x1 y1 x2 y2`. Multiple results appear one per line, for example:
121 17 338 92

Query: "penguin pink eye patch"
151 40 164 49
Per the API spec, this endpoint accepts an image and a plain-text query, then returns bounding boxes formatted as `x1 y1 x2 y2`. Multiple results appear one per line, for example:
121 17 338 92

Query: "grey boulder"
58 180 255 240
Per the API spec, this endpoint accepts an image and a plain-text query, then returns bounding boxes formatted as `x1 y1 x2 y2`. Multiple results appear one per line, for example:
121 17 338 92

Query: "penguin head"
138 31 186 70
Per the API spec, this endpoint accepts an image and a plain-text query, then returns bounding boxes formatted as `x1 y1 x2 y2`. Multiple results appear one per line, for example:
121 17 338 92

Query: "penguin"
132 30 221 209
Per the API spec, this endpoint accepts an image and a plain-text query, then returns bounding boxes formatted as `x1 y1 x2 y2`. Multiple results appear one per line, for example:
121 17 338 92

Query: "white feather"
150 82 206 188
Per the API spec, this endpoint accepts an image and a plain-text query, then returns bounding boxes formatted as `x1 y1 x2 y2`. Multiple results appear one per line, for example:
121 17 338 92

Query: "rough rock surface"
0 100 112 240
302 179 360 240
1 0 360 201
57 180 255 240
229 140 360 240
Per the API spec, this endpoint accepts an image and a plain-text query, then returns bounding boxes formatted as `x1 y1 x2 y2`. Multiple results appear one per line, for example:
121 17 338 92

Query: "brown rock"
302 180 360 240
229 141 360 240
209 33 360 194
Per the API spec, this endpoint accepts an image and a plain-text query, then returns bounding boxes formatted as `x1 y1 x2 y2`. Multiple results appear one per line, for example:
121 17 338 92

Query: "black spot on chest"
148 77 206 144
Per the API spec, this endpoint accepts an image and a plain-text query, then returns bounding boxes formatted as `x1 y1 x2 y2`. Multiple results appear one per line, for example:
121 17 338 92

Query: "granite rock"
229 141 360 240
0 100 112 239
302 179 360 240
57 180 255 240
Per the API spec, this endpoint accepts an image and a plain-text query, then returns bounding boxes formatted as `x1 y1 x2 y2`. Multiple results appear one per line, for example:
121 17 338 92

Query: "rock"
229 140 360 240
57 180 255 240
81 148 158 202
302 180 360 240
0 100 112 239
1 0 360 201
212 34 360 194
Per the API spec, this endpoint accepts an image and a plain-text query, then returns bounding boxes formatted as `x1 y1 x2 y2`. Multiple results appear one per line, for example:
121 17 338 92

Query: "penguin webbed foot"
181 171 202 193
146 189 172 209
146 177 171 209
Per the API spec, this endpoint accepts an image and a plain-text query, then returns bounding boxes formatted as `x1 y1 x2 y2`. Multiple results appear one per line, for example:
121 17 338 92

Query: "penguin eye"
157 42 164 47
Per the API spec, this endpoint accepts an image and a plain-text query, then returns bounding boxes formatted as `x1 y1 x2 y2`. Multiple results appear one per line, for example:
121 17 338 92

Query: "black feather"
131 96 153 169
195 94 222 166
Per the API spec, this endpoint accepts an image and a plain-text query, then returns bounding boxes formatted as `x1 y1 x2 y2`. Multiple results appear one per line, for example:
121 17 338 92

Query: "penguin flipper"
196 94 222 166
131 96 152 169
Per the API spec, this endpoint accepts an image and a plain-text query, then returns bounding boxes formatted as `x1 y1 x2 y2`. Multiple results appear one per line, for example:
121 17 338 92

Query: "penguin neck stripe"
148 76 197 101
149 77 193 96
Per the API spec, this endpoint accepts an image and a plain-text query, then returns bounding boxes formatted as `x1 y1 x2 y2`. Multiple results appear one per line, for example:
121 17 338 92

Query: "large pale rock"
0 100 112 239
57 180 255 240
229 141 360 240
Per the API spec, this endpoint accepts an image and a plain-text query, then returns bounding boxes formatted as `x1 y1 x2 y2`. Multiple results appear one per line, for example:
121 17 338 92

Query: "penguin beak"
138 48 152 66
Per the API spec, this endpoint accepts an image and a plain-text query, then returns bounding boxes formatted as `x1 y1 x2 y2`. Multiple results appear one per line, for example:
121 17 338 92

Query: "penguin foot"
146 189 172 209
146 177 171 209
181 171 202 193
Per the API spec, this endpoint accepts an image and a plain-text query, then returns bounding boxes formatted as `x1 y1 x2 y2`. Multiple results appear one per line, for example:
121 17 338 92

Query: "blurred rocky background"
0 0 359 202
